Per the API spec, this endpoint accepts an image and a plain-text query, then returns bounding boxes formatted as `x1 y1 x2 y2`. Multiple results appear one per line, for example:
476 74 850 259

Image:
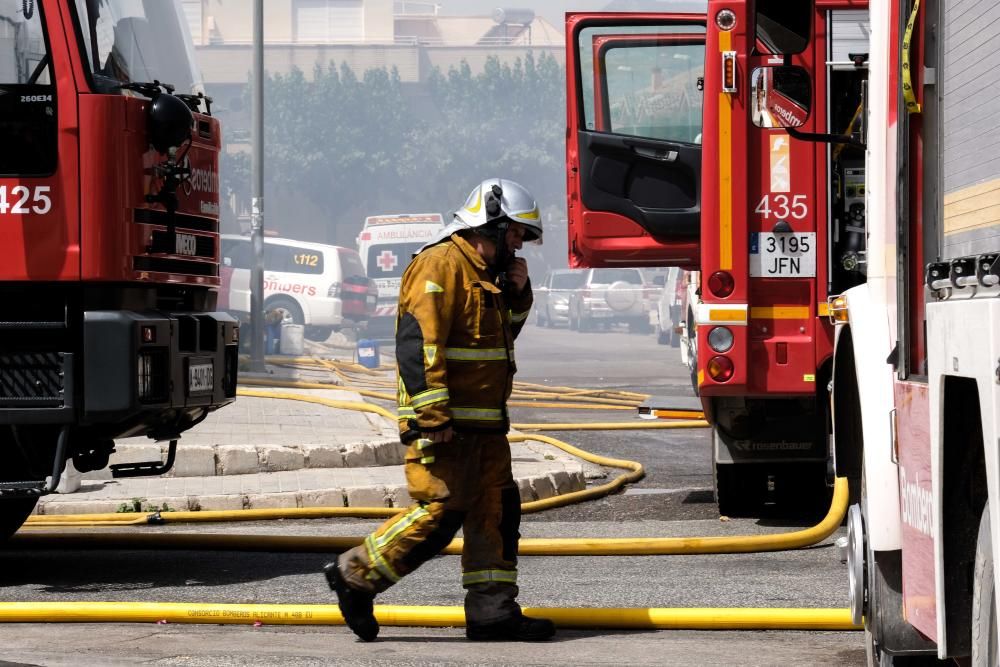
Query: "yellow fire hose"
14 478 848 557
237 378 645 411
0 601 860 630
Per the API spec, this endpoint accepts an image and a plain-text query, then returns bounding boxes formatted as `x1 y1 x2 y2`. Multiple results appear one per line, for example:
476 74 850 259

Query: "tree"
220 52 566 248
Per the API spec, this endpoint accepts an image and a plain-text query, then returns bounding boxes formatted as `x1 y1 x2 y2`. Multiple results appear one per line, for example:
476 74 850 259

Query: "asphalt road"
0 322 865 666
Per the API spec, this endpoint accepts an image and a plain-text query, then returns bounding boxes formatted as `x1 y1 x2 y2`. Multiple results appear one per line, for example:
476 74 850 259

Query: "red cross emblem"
376 249 398 272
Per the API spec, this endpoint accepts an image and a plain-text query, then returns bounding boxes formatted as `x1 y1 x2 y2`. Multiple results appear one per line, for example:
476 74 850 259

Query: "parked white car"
567 268 655 333
220 235 377 341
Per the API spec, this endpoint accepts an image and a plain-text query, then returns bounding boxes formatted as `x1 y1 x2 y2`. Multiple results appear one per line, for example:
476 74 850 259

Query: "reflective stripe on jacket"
395 232 532 438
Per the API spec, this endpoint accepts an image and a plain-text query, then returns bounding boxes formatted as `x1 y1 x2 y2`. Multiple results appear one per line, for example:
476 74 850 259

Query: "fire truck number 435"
754 194 809 220
0 186 52 215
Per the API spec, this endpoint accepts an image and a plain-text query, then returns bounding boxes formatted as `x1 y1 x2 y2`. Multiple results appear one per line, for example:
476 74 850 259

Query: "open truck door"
566 14 706 269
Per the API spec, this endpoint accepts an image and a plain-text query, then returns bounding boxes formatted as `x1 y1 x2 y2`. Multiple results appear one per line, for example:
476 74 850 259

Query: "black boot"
324 561 379 642
466 614 556 641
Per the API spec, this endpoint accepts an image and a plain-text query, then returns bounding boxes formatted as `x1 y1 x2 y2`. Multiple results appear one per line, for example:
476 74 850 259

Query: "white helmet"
454 178 543 243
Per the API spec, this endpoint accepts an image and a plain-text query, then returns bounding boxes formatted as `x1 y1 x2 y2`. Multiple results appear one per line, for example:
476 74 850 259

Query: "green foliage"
221 53 565 241
115 498 176 513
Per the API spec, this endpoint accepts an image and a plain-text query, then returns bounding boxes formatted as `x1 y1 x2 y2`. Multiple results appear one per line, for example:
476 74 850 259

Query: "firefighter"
324 178 554 642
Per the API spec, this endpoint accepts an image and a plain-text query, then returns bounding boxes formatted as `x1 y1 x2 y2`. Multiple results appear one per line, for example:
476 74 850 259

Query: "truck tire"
714 462 765 517
0 433 42 540
0 498 37 541
973 505 997 667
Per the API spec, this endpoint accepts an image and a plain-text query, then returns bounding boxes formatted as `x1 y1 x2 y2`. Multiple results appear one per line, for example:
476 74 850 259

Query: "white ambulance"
357 213 445 329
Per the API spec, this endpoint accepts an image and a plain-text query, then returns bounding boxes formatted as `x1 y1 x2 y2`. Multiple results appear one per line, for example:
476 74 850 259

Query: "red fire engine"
566 2 871 515
0 0 237 537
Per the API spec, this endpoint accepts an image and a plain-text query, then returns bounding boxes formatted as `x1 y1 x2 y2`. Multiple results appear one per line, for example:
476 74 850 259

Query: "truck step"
111 440 177 478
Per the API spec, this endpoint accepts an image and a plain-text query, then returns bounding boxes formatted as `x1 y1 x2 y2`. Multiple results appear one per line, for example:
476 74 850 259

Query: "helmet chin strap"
493 219 511 287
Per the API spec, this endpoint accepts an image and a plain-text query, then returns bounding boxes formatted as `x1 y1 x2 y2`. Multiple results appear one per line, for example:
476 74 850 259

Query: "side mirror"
751 66 811 129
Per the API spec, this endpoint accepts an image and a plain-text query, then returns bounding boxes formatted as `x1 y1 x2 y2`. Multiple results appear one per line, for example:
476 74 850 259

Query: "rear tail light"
328 282 341 298
707 355 734 382
341 280 371 295
708 271 735 298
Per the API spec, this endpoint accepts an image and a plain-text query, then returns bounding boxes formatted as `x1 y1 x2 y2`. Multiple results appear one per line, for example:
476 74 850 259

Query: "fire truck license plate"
749 232 816 278
175 233 198 256
188 361 214 394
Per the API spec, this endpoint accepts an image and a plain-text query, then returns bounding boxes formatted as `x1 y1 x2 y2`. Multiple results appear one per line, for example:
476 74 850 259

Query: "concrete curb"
35 459 588 515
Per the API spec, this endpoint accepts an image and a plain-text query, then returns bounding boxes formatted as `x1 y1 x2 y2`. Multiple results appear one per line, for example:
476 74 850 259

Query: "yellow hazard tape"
901 0 922 114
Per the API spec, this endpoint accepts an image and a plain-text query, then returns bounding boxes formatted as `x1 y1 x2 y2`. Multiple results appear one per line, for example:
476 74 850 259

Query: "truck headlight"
137 349 168 402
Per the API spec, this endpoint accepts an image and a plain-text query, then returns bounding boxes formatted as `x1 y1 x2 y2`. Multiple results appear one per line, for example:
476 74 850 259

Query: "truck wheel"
0 498 37 541
714 462 765 517
0 434 41 540
775 463 831 518
973 505 997 667
305 326 333 342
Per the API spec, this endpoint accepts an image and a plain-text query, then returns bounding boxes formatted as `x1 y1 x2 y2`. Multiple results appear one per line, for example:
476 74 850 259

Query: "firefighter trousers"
338 431 522 626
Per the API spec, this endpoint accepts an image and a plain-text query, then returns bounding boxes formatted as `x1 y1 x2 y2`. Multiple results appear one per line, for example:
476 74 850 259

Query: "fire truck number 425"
0 186 52 215
754 194 809 220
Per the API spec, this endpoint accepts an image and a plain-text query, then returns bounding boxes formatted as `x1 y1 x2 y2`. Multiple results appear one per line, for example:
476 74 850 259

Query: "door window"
0 2 56 175
577 25 705 143
222 239 251 270
602 41 704 143
337 249 366 279
265 244 325 275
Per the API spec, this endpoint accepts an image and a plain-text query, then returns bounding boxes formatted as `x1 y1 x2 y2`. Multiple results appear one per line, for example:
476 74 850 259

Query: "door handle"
632 146 678 162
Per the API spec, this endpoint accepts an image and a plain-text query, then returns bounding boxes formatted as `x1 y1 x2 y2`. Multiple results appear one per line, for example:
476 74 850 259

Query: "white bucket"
279 323 305 356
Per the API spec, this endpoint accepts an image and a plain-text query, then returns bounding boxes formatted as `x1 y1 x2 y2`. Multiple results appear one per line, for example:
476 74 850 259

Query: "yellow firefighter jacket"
395 232 532 440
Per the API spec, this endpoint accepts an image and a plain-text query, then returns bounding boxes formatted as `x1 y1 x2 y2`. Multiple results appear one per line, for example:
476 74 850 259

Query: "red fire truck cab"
0 0 238 536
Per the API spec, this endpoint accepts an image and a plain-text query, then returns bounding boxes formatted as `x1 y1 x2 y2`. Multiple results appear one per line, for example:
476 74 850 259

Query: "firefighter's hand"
421 427 453 444
506 257 529 294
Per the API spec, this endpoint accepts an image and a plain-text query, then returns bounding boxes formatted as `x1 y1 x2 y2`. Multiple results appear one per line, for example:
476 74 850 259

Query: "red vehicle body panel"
895 380 936 641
